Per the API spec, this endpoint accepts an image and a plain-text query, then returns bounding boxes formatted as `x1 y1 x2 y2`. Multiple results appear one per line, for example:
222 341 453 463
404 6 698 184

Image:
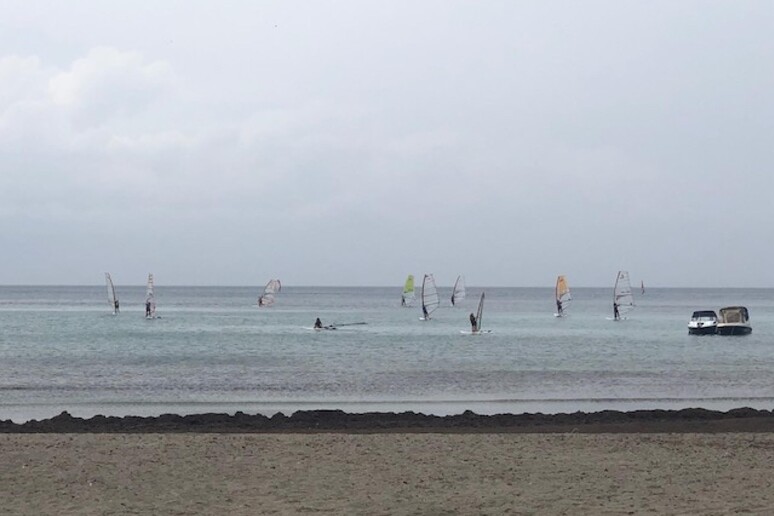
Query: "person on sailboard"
422 305 429 320
145 301 152 317
556 299 563 316
401 295 406 307
469 313 478 332
314 318 323 329
613 302 620 321
114 300 120 313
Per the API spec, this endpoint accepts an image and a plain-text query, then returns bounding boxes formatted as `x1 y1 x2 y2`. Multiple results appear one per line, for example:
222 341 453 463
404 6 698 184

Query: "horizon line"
1 284 771 290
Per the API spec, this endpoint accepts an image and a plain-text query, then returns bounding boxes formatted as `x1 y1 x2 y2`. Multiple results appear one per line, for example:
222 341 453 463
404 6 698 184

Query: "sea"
1 285 773 423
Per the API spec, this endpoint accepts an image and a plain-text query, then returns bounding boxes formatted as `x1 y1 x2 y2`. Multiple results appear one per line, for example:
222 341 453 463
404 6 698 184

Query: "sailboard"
419 273 440 320
461 292 492 334
401 274 415 307
145 273 157 319
553 275 572 317
610 270 635 320
304 322 366 331
450 275 466 306
257 279 282 307
105 272 119 315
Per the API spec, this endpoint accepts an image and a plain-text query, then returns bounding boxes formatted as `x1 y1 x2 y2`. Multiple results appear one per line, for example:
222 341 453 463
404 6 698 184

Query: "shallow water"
1 285 772 422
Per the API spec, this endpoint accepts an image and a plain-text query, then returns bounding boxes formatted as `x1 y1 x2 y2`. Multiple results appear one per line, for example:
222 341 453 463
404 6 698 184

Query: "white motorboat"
687 310 718 335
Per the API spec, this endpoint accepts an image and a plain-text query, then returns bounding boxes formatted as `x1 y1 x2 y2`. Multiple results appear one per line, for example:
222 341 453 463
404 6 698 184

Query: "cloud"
48 46 173 127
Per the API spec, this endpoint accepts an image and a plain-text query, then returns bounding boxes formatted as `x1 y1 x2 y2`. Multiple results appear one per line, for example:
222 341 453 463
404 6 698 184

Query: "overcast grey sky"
1 1 772 287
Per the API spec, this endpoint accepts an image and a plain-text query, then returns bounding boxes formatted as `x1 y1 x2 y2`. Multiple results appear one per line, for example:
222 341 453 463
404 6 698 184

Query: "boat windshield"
691 311 717 321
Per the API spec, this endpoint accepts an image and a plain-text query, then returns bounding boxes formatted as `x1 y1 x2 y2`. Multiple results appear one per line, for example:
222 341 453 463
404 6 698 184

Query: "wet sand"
2 409 773 514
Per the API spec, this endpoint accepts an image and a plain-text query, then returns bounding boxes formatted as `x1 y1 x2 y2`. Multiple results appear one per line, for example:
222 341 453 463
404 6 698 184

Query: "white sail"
475 292 485 330
401 275 415 306
555 275 572 315
420 274 440 320
145 273 156 319
450 275 466 306
462 291 491 334
258 279 282 307
613 270 635 316
105 272 118 314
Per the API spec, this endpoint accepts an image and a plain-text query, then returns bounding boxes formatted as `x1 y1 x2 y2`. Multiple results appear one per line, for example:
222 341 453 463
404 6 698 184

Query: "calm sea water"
1 285 773 423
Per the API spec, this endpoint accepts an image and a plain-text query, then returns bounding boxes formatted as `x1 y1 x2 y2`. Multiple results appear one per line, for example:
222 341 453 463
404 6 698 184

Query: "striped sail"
450 275 466 306
614 270 635 316
555 275 572 312
105 273 118 314
475 292 485 330
258 279 282 307
145 273 156 318
421 274 440 319
402 275 415 306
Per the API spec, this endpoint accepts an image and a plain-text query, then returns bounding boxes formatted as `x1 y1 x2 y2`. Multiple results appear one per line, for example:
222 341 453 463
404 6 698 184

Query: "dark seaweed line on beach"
2 407 774 433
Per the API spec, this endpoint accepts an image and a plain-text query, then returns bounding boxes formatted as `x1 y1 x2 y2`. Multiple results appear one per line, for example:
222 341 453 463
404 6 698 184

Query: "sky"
1 1 773 287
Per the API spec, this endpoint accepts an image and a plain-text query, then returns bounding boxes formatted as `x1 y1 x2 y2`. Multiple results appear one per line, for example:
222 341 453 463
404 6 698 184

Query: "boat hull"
688 325 717 335
716 324 752 336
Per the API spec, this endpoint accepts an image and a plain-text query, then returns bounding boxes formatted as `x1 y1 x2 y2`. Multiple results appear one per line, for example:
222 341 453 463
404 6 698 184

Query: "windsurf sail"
555 275 572 315
613 270 635 317
420 274 440 319
258 279 282 307
475 292 485 331
105 272 118 314
145 273 156 318
401 275 415 306
451 275 466 306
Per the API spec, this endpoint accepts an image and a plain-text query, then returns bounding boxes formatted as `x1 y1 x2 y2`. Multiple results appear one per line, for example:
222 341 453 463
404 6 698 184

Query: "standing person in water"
469 313 478 332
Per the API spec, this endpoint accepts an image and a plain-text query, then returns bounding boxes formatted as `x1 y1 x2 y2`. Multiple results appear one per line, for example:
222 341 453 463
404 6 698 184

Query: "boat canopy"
718 306 749 324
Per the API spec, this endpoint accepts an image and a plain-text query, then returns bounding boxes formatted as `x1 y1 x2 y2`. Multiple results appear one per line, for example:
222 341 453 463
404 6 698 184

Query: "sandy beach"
2 431 773 515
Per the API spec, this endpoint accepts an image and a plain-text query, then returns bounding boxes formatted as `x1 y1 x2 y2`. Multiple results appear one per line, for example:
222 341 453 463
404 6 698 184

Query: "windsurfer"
314 318 323 329
469 313 478 332
613 302 620 321
556 299 563 315
422 305 429 320
114 300 120 313
401 295 406 307
145 301 152 317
